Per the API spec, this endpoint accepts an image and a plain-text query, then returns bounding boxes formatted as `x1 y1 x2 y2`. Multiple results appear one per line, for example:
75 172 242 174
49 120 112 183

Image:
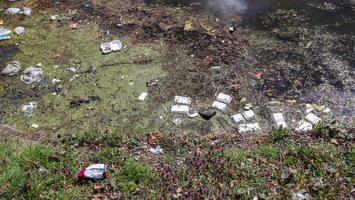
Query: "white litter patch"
272 113 287 129
305 113 321 125
216 93 232 104
31 124 39 129
231 113 245 124
296 120 313 132
174 96 191 105
242 110 256 121
138 92 148 101
212 101 227 111
188 112 199 118
171 105 190 115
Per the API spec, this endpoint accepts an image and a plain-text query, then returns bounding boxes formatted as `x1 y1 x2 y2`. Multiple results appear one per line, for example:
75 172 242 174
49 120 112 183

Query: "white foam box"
231 114 245 124
238 123 260 133
212 101 227 111
174 96 192 105
272 113 285 123
216 93 232 104
138 92 148 101
296 120 313 132
242 110 255 121
305 113 321 125
171 105 190 115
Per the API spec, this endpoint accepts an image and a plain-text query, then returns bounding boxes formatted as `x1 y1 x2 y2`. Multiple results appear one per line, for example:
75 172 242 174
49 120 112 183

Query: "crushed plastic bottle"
76 164 107 181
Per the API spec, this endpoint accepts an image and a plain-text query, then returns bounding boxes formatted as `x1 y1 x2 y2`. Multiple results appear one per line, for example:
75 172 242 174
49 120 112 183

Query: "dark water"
146 0 355 35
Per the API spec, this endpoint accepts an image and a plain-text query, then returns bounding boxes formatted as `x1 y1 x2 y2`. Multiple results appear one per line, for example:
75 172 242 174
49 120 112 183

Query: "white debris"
171 105 190 115
6 8 21 15
149 146 163 155
68 67 78 73
1 61 21 76
83 164 107 180
49 15 59 21
296 120 313 132
212 101 227 111
100 42 111 54
23 7 31 16
216 93 232 104
238 123 260 133
21 102 37 115
272 113 287 128
211 65 221 71
36 63 43 67
100 40 122 54
31 124 39 129
52 78 61 84
231 114 245 124
20 67 43 84
138 92 148 101
244 103 253 110
174 96 191 105
305 113 321 125
188 112 199 118
292 190 309 200
110 40 122 51
172 118 183 125
323 108 331 113
0 27 11 37
272 113 285 123
14 26 25 35
242 110 256 121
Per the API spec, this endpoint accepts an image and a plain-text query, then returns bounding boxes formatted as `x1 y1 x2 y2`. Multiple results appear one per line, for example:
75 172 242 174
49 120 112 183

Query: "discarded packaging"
216 93 232 104
296 120 313 132
100 40 122 54
198 109 216 120
23 7 31 16
242 110 256 121
238 123 261 133
232 113 245 124
305 113 321 125
14 26 25 35
0 27 11 37
188 112 199 118
76 164 107 181
171 105 190 115
174 96 191 105
6 8 21 15
1 61 21 76
21 102 37 116
172 118 183 125
149 145 163 155
212 101 227 111
138 92 148 101
20 67 43 84
31 124 39 129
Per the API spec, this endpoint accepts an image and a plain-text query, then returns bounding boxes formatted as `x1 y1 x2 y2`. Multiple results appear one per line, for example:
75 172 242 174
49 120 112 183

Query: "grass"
0 129 353 199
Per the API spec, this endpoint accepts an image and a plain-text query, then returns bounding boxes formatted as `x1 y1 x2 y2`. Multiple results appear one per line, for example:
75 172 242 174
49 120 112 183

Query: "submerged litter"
20 67 43 84
1 61 21 76
0 27 11 40
100 40 122 54
21 102 37 116
76 164 107 181
14 26 25 35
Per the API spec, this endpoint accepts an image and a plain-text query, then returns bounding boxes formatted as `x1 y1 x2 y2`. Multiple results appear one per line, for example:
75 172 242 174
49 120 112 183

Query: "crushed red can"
76 164 107 181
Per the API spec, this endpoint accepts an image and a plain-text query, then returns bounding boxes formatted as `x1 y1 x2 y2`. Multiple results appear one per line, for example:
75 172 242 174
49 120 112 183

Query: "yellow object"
0 19 3 25
184 20 194 31
201 23 216 35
